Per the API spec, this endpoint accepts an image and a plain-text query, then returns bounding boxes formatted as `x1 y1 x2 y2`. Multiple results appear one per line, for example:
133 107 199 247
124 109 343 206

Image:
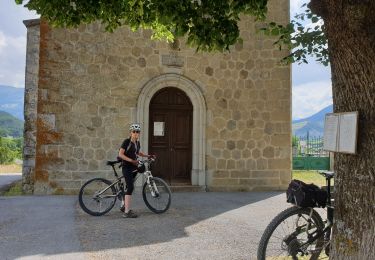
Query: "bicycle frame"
93 179 121 199
95 158 159 200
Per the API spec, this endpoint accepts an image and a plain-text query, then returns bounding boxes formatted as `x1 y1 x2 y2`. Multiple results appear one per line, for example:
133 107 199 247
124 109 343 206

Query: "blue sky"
0 0 332 120
290 0 332 119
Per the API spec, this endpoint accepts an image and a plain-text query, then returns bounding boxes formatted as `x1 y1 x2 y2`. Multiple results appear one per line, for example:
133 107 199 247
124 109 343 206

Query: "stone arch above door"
137 73 207 186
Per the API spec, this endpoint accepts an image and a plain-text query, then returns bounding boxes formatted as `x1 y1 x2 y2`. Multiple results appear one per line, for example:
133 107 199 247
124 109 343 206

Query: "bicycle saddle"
106 158 121 166
318 170 334 179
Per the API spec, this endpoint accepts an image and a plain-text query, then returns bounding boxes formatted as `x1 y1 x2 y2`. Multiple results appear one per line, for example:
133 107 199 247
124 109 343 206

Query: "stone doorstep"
169 185 206 192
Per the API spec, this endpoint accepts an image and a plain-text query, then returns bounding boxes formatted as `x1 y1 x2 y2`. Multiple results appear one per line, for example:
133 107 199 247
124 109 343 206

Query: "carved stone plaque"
161 53 184 67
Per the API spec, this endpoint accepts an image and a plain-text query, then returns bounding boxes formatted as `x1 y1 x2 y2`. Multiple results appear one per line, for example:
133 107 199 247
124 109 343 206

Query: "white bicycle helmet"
129 123 141 132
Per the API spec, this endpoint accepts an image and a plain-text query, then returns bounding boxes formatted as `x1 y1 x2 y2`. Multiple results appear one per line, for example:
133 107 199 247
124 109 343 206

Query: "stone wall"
25 0 291 194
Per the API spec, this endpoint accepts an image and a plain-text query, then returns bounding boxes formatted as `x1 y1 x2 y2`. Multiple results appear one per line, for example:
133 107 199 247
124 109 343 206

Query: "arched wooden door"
149 87 193 184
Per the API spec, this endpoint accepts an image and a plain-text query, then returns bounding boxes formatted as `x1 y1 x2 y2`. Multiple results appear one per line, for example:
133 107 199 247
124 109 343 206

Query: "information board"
323 112 358 154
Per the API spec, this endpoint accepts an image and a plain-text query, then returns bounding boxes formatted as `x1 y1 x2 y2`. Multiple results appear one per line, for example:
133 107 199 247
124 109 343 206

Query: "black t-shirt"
120 138 140 168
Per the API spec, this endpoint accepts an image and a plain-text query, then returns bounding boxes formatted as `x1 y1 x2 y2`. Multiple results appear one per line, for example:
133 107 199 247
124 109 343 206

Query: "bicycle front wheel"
257 206 326 260
142 177 171 214
78 178 117 216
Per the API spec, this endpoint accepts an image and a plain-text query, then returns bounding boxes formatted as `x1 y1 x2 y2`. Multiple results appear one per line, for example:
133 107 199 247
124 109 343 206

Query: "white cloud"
293 80 333 120
1 103 18 109
0 30 26 54
0 29 27 87
0 31 7 53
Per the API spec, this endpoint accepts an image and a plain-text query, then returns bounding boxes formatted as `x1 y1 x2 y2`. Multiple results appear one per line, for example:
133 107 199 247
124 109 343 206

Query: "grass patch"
292 170 328 187
2 180 23 196
0 164 22 174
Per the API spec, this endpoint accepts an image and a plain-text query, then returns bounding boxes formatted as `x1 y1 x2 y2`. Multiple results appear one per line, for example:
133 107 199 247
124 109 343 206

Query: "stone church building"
22 1 291 194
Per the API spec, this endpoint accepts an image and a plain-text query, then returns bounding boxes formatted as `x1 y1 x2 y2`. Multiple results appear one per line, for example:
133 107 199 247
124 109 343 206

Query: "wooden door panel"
149 112 169 180
150 147 169 179
173 149 190 180
171 111 192 181
174 111 191 145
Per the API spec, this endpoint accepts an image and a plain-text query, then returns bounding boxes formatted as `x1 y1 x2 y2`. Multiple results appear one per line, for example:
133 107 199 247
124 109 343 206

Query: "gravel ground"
0 191 290 260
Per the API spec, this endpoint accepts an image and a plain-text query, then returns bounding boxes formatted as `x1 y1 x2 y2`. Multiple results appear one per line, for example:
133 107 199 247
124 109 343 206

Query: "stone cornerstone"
23 0 291 194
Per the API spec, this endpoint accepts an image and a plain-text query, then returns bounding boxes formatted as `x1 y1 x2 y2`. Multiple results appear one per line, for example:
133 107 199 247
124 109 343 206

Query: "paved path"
0 173 22 193
0 191 290 260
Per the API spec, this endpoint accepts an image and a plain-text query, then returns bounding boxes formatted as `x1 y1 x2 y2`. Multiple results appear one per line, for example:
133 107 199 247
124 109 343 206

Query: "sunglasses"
132 130 140 133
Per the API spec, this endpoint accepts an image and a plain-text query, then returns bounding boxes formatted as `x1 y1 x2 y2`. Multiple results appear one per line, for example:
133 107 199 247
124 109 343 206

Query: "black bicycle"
257 170 334 260
78 157 172 216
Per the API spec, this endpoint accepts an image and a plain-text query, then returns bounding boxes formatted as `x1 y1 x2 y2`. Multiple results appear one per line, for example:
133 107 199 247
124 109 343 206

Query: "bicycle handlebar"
137 157 156 166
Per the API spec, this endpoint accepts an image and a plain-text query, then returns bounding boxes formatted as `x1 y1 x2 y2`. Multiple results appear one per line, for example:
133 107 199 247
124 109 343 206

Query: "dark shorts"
122 166 138 195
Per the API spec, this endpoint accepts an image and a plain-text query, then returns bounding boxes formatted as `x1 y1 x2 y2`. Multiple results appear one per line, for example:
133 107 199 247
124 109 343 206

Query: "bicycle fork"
145 171 159 197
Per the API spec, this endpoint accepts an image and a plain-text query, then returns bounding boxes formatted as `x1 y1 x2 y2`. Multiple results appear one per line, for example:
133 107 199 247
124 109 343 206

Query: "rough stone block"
212 178 239 186
214 171 230 178
251 171 279 178
263 146 275 158
268 159 291 170
271 134 290 146
231 171 251 178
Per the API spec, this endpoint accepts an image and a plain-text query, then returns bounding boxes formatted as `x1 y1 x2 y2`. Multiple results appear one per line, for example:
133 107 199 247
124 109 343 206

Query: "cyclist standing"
118 123 152 218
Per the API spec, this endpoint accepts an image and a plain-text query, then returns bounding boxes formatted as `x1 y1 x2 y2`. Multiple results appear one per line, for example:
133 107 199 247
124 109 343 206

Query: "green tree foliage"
292 136 301 156
0 111 24 138
16 0 268 52
292 135 300 147
260 4 328 65
0 137 23 164
16 1 326 64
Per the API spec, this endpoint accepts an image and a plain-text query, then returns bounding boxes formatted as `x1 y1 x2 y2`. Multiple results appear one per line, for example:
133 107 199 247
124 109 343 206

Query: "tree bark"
310 1 375 259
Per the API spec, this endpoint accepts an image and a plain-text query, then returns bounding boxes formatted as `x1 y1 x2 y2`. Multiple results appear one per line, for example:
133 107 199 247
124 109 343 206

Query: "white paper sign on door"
154 122 165 136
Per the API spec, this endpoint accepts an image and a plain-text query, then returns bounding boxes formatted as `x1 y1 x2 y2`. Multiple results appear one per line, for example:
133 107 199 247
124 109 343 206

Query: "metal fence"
292 135 330 170
292 135 329 157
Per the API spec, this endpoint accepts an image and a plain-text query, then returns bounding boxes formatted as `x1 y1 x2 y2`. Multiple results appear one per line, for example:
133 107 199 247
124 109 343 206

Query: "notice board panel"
323 112 358 154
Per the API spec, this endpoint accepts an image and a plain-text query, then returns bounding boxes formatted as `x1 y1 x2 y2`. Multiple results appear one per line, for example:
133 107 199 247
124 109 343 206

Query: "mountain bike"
257 170 334 260
78 157 172 216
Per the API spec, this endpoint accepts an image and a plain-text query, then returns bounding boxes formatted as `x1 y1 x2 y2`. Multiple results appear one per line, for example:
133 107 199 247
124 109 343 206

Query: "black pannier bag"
286 179 328 208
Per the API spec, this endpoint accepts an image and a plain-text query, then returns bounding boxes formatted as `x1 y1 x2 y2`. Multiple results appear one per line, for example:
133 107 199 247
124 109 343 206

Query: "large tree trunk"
310 1 375 259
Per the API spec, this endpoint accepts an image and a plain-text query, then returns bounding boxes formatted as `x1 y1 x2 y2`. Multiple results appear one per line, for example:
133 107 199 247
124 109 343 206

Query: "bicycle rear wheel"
78 178 117 216
257 206 326 260
142 177 171 214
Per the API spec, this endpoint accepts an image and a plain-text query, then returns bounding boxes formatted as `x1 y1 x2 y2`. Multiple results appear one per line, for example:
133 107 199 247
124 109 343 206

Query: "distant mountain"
0 85 24 120
0 110 24 137
292 105 333 137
